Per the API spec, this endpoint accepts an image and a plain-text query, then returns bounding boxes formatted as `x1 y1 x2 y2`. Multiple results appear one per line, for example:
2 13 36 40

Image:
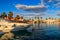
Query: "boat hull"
11 25 32 32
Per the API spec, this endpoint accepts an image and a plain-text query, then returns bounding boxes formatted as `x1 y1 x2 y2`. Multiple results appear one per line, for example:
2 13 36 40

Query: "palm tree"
35 16 36 19
49 17 51 19
37 16 39 20
40 17 42 20
1 12 7 19
20 16 23 19
15 15 20 19
46 18 48 20
8 11 13 18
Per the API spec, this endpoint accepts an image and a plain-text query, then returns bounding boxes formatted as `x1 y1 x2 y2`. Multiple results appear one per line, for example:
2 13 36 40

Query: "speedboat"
11 23 32 32
0 19 32 32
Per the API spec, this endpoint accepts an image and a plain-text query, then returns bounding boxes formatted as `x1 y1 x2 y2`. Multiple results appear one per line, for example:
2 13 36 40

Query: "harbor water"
0 23 60 40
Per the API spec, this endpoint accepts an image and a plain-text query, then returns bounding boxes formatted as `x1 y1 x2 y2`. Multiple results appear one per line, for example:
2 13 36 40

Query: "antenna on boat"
41 0 44 7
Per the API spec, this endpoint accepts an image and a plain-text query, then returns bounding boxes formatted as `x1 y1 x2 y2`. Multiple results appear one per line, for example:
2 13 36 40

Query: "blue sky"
0 0 60 18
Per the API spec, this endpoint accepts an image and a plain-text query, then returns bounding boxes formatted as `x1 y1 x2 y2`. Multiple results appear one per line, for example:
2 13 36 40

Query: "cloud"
15 4 27 9
19 12 48 16
56 11 60 16
15 0 60 16
15 4 48 13
47 0 60 8
15 0 60 13
48 0 52 2
57 14 60 16
48 0 60 3
54 2 60 8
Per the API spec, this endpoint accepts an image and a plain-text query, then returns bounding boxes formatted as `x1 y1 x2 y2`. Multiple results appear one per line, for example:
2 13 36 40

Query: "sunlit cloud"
15 0 60 16
15 0 60 13
15 4 47 13
15 2 48 13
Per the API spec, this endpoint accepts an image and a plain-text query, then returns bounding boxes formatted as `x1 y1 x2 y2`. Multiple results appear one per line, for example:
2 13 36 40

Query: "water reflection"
0 30 32 40
0 32 14 40
32 23 60 40
0 23 60 40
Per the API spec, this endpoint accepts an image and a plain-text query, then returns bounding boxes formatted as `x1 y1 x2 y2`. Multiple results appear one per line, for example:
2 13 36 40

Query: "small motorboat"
0 19 32 32
11 24 32 32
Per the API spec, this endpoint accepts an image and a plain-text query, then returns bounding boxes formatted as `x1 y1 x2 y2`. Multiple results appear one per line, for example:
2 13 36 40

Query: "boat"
0 19 32 32
11 23 32 32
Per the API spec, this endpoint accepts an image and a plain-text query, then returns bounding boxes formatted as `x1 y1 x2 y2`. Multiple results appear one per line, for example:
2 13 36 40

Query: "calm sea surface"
0 23 60 40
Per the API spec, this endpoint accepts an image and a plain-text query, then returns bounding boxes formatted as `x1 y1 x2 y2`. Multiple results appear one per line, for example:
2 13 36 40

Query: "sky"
0 0 60 18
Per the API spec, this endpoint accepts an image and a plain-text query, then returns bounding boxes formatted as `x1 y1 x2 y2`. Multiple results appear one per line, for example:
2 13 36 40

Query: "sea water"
0 23 60 40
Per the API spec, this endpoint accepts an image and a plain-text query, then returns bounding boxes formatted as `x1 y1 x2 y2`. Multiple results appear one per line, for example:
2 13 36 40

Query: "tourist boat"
11 23 32 32
0 19 32 32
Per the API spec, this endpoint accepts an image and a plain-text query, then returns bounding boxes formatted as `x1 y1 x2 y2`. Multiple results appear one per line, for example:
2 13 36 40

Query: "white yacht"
0 19 32 32
10 23 32 32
